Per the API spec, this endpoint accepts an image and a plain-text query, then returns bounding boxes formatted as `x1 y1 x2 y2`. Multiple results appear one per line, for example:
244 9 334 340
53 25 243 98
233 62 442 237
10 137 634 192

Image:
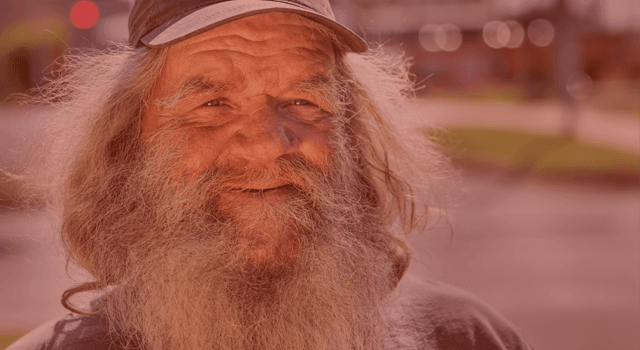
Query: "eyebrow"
290 71 337 95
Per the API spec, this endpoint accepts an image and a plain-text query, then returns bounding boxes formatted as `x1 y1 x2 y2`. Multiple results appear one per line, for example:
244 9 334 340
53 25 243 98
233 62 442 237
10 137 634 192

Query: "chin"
237 223 301 271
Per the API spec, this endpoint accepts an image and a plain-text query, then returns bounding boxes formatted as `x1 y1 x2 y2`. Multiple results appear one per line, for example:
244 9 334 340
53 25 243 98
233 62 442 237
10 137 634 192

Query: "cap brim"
140 1 368 53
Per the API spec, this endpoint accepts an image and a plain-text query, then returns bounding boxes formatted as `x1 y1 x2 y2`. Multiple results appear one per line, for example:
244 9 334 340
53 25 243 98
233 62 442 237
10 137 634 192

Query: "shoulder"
6 312 122 350
391 275 534 350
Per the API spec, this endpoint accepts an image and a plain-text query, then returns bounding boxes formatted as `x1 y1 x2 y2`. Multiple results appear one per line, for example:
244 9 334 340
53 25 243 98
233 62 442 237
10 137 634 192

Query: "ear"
388 235 412 290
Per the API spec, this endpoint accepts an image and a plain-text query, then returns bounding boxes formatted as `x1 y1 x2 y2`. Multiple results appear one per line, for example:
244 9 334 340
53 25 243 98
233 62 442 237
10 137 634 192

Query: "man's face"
143 12 338 265
144 12 336 175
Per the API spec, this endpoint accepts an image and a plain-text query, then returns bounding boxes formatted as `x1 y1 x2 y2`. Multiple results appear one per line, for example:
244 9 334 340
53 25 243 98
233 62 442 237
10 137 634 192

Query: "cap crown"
129 0 337 48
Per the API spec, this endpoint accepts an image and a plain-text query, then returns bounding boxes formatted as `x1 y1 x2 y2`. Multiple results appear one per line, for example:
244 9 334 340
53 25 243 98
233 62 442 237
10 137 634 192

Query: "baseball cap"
128 0 368 52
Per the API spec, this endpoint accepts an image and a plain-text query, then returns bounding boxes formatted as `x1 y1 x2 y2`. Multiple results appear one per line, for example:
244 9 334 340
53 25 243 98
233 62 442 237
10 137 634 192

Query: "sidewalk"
409 99 640 153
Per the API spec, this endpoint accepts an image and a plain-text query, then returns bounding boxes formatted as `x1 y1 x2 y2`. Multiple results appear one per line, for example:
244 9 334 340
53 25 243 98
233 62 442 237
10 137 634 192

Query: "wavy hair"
24 28 452 314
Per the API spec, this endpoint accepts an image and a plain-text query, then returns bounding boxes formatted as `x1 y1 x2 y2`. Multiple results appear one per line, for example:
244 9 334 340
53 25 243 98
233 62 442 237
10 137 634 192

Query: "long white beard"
92 152 399 350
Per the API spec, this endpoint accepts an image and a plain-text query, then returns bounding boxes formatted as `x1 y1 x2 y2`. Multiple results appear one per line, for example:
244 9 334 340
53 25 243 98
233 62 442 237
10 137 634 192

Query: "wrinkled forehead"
166 12 337 67
150 12 340 103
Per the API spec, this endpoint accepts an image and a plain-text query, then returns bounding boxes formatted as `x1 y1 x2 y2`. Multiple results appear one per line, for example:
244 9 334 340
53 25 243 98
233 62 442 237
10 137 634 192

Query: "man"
8 1 533 349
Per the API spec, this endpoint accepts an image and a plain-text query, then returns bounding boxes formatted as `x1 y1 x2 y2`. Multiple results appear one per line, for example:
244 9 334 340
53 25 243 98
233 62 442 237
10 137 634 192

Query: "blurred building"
332 0 640 98
1 0 638 102
0 0 131 102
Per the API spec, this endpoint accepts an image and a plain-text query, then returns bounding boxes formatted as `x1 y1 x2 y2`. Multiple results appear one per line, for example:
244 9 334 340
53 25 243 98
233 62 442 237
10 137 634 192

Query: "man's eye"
282 100 329 123
203 99 222 107
290 99 312 106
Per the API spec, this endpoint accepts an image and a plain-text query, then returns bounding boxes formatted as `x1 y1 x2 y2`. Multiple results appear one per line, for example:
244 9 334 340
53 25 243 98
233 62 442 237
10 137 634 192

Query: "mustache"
193 154 327 193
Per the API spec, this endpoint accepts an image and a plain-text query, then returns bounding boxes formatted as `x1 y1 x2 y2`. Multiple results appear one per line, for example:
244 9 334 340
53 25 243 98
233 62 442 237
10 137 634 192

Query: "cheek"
179 130 229 175
143 127 227 178
297 130 333 168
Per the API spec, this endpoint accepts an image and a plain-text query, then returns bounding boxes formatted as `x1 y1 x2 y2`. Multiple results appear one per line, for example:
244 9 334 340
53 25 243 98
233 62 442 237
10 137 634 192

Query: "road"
407 169 639 350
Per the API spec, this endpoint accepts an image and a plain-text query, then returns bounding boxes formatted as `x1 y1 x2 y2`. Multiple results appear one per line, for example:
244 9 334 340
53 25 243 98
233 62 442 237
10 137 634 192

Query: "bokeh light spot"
504 20 525 48
419 24 441 52
70 1 99 30
566 72 593 100
420 24 463 53
528 18 555 47
435 24 462 52
483 20 509 49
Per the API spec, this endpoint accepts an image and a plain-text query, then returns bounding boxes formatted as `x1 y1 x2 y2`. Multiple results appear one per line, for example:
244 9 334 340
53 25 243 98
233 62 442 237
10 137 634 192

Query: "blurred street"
409 168 639 350
1 102 639 350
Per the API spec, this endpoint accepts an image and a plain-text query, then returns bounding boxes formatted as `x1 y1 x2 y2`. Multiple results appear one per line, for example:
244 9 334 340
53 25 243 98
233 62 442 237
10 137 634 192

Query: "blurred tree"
0 15 69 102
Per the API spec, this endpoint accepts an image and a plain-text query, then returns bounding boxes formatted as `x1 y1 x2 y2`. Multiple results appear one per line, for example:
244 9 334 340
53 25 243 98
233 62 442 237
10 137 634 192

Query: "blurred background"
1 0 638 349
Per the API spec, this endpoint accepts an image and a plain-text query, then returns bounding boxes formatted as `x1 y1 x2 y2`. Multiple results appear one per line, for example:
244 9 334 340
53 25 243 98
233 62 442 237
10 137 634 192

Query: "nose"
225 104 300 166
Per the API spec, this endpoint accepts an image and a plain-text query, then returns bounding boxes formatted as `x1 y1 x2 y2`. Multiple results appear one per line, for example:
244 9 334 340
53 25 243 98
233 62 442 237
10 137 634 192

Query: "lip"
227 184 297 200
228 184 296 194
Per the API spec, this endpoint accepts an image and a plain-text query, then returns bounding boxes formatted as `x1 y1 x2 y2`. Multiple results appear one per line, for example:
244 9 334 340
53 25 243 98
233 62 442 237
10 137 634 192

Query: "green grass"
419 84 529 104
428 127 640 184
0 333 25 349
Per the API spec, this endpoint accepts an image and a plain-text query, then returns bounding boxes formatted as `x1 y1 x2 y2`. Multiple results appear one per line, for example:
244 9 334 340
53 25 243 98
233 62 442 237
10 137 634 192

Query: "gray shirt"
7 279 534 350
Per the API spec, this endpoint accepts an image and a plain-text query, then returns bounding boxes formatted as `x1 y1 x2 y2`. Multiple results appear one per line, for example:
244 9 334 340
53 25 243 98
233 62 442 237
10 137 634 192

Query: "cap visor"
141 1 367 53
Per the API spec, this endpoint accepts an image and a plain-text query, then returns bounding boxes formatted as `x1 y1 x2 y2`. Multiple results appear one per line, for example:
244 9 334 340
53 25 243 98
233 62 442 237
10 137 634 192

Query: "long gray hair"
25 32 452 312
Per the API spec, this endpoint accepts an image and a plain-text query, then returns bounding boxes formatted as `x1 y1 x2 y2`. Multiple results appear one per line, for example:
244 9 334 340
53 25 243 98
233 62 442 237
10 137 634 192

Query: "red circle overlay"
70 1 99 29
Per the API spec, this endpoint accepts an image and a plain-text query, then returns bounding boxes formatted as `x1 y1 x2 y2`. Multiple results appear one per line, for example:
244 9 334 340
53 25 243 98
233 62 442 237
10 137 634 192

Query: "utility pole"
553 0 583 138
